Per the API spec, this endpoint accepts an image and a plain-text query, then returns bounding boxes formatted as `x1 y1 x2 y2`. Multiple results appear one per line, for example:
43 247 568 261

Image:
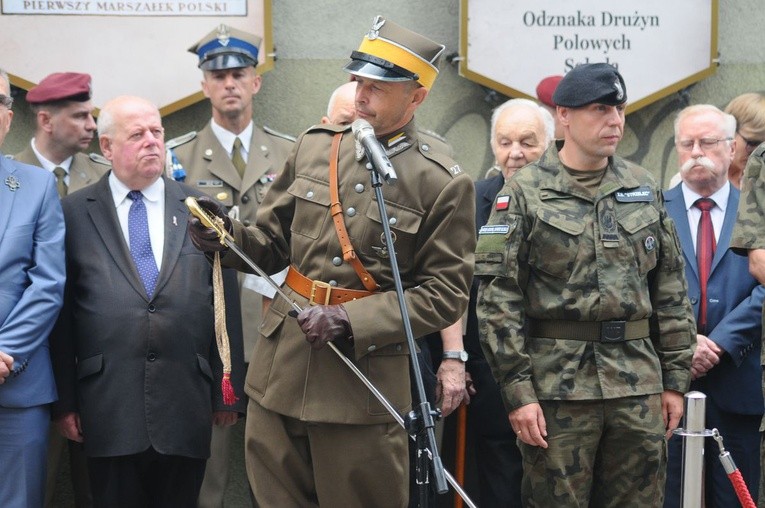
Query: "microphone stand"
366 163 447 507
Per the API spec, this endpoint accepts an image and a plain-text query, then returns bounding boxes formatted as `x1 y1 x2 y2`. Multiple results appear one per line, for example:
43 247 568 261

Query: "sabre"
185 196 477 508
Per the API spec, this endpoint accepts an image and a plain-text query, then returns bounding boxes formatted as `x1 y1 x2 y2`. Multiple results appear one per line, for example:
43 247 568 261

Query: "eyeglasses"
676 137 732 152
0 94 12 109
737 131 763 151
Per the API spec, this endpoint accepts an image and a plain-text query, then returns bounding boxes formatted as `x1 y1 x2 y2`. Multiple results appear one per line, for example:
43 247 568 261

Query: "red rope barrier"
727 470 756 508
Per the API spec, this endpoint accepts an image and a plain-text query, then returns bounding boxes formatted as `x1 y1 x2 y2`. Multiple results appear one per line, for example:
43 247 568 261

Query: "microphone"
351 119 398 185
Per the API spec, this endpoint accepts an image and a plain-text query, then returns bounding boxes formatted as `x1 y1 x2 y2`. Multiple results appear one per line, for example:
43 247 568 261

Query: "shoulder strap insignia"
419 146 462 178
165 131 197 150
89 153 111 165
263 125 297 142
418 128 447 143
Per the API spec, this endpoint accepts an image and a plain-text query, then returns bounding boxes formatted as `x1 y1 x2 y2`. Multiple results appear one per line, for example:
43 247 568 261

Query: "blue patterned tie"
128 190 159 298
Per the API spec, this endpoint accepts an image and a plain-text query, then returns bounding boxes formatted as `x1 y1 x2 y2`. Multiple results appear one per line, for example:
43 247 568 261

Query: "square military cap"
26 72 92 104
553 63 627 108
189 24 262 71
343 15 445 91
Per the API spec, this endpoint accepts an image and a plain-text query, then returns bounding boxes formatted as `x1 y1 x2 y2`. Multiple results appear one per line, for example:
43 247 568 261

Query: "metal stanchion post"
673 391 712 508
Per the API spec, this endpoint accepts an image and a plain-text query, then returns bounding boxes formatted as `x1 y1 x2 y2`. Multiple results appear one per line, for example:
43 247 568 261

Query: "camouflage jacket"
475 143 694 411
731 143 765 252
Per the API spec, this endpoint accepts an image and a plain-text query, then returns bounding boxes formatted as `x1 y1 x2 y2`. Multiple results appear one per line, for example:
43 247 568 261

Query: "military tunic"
729 143 765 508
475 143 694 506
12 145 108 193
224 119 475 423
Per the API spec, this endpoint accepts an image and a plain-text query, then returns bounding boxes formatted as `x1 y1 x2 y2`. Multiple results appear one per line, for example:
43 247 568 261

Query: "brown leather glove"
297 305 353 350
187 195 232 252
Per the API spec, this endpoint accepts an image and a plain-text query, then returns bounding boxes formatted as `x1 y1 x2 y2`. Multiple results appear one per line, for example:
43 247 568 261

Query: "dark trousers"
87 447 206 508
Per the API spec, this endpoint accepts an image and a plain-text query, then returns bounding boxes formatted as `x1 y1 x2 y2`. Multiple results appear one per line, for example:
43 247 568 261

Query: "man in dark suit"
0 67 66 508
664 104 764 507
50 95 245 507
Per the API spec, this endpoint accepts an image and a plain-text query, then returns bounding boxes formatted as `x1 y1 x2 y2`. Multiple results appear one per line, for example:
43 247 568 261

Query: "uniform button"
332 257 343 266
347 207 356 217
690 297 698 304
204 149 213 157
389 217 397 226
243 220 251 227
422 144 430 152
355 183 365 193
147 304 156 313
241 195 250 203
329 280 338 287
147 352 157 362
395 344 402 352
261 145 268 152
368 344 377 352
306 191 314 199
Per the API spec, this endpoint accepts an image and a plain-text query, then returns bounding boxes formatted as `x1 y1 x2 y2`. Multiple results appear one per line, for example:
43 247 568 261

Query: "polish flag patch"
496 195 510 210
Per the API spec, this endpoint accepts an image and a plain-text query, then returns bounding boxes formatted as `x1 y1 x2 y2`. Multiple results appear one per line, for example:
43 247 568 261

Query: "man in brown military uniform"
14 71 108 508
170 25 294 507
730 142 765 506
475 63 694 507
189 16 475 507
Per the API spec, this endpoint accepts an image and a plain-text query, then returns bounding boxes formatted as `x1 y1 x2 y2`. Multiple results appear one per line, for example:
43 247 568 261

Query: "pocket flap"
618 207 659 234
365 200 423 234
536 209 586 236
287 175 331 206
77 354 103 380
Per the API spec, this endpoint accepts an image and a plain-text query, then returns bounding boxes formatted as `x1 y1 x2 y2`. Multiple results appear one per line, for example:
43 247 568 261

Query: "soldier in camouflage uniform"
188 16 475 507
730 142 765 507
475 63 695 507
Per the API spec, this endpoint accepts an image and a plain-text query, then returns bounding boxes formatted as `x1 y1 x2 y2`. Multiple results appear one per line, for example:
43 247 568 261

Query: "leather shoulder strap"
329 133 379 292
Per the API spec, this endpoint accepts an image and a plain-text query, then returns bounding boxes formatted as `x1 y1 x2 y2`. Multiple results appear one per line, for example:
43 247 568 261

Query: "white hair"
490 98 555 148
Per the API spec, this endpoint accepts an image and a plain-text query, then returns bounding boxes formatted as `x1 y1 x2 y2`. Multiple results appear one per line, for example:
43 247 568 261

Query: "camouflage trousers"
519 394 667 508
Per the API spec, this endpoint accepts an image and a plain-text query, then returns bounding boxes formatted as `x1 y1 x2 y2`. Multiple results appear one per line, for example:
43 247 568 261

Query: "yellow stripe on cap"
359 37 439 90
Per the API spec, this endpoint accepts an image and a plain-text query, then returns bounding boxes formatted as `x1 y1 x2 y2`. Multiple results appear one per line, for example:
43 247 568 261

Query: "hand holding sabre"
186 195 232 252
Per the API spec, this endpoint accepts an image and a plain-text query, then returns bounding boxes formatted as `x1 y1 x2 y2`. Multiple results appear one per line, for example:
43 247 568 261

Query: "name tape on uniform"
615 186 653 202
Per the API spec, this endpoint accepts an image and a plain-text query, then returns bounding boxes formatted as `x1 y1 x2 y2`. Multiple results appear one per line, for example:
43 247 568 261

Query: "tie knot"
694 197 715 212
233 137 243 150
53 166 66 178
128 190 144 202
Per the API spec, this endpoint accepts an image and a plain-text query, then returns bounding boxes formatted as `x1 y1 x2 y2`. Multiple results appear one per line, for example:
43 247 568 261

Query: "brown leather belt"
528 319 650 342
285 266 374 305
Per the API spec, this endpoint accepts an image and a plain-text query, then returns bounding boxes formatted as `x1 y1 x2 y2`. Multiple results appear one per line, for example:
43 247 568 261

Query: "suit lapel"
711 188 739 274
154 178 187 296
85 175 148 299
664 185 699 279
0 158 18 245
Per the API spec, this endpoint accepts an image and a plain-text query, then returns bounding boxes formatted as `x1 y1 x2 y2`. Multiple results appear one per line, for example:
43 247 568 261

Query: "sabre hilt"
185 196 234 246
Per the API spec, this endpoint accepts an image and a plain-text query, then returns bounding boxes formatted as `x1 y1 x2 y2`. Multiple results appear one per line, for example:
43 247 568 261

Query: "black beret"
553 63 627 108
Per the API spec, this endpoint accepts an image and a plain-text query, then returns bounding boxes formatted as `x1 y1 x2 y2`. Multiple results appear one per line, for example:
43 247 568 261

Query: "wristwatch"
442 350 468 362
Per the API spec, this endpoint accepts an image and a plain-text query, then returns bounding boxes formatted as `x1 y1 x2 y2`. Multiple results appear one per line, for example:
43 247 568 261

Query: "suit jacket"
13 145 108 193
51 174 245 459
664 184 764 415
0 155 65 408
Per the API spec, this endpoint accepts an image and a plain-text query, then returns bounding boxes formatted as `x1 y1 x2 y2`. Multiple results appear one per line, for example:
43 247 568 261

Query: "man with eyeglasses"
0 67 66 508
724 93 765 189
663 104 764 507
475 63 694 506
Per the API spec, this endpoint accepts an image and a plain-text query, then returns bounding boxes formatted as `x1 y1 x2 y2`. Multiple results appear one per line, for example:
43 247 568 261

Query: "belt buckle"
309 280 332 305
601 321 626 343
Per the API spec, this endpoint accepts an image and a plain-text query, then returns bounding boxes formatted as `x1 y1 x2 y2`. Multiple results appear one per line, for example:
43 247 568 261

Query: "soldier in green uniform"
188 16 475 507
475 63 694 507
730 142 765 507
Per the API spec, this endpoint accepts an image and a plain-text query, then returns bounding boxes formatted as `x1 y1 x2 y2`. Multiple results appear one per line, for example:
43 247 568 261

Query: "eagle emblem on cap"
614 79 624 101
367 15 385 40
217 24 231 47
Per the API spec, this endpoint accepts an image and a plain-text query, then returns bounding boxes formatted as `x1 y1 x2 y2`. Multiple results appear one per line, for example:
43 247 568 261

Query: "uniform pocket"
528 207 585 279
617 206 660 275
287 176 331 240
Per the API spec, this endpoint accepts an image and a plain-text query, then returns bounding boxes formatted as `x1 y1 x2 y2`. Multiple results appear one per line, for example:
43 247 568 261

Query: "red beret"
26 72 92 104
535 75 563 108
